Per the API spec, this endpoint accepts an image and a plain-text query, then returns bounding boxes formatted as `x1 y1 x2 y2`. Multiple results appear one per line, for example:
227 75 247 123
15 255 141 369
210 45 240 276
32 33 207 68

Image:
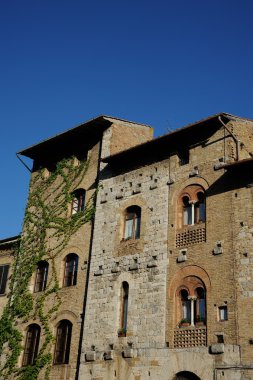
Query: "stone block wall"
11 117 153 380
79 118 253 379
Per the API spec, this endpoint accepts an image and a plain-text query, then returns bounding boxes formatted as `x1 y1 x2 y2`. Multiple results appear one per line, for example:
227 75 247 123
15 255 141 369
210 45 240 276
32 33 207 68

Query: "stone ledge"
210 343 225 354
85 351 96 361
104 350 114 360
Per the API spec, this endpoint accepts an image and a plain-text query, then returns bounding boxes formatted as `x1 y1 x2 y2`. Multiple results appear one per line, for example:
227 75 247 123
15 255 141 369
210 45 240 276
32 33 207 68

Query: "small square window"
219 306 228 321
216 334 224 343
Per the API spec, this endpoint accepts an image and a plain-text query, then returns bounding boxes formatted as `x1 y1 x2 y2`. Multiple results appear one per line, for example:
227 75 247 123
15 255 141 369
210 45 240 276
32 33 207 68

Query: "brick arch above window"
178 185 206 229
176 285 191 298
52 309 79 326
171 177 209 205
168 265 211 299
174 276 207 329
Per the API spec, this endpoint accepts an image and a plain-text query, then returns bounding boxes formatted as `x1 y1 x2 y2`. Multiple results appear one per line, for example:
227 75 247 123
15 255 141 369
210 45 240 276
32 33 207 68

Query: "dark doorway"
174 371 201 380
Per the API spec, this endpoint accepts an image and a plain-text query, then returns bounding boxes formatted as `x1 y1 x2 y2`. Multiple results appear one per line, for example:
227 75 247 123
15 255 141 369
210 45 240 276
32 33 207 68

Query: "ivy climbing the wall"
0 157 95 380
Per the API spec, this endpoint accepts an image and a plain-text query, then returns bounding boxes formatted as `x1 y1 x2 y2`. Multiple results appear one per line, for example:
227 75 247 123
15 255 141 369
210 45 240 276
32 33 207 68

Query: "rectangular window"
178 149 189 166
124 218 134 239
0 265 9 294
184 206 192 225
219 306 228 321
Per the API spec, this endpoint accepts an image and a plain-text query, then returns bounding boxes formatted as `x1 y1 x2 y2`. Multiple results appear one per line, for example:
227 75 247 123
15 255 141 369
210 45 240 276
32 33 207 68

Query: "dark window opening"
22 324 41 366
178 149 189 166
0 265 9 294
54 320 72 364
195 287 206 324
34 261 48 293
217 334 224 343
119 282 129 336
63 253 78 287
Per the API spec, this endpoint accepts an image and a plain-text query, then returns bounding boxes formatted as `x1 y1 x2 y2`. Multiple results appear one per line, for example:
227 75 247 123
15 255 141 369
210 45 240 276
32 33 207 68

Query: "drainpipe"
218 116 240 161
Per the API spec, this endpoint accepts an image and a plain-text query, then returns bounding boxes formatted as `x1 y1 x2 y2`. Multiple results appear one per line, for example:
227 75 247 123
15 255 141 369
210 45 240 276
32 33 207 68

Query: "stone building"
79 113 253 380
2 112 253 380
0 235 19 313
14 116 152 380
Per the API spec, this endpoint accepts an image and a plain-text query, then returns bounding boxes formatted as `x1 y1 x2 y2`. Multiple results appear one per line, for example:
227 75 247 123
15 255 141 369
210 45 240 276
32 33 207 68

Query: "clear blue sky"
1 0 253 239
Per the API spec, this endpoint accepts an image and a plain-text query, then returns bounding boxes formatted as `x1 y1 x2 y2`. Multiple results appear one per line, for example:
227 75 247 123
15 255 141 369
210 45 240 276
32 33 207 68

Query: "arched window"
124 206 141 240
54 320 72 364
119 282 129 337
22 324 41 366
176 277 206 327
179 186 206 228
71 189 85 215
195 287 206 323
63 254 78 287
182 196 192 226
34 261 48 293
180 289 191 322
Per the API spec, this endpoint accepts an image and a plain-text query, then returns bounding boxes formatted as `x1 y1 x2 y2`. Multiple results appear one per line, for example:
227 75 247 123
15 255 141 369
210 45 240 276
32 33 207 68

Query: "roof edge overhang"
0 235 21 247
102 112 252 165
17 115 152 160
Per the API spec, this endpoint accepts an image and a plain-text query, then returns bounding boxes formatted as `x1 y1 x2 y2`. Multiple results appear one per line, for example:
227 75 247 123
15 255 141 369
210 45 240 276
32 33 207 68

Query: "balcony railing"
176 224 206 248
174 326 207 348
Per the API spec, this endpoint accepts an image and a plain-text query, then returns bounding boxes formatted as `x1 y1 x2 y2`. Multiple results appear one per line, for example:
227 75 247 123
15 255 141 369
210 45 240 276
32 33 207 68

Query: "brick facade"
2 113 253 380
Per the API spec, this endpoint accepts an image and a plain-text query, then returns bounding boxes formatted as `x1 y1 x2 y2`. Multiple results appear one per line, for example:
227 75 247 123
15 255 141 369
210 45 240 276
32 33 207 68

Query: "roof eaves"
17 115 107 156
0 235 21 247
102 112 232 163
17 115 152 158
102 115 152 128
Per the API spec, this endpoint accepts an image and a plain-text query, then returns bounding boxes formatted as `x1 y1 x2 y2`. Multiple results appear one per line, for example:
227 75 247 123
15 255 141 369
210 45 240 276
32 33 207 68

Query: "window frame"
176 278 206 327
123 206 141 240
179 186 206 228
63 253 78 287
54 320 72 365
119 282 129 337
34 261 48 293
22 324 41 367
219 306 228 321
0 265 9 295
71 189 85 215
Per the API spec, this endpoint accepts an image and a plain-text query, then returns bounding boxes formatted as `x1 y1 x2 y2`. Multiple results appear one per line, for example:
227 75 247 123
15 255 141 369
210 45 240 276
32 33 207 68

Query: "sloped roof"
18 115 152 160
0 235 20 248
103 112 253 165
